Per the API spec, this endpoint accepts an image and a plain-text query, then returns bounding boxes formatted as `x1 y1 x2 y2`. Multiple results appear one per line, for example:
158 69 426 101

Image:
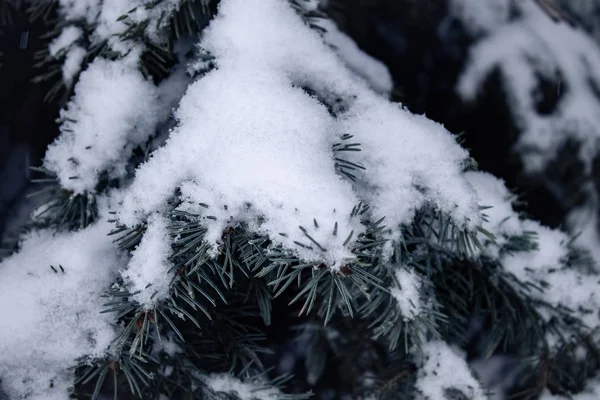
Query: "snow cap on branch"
119 0 479 268
44 53 161 194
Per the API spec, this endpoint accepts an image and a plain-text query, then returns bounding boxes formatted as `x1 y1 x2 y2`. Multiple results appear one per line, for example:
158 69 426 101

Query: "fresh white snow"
119 0 480 269
43 52 161 194
0 221 126 400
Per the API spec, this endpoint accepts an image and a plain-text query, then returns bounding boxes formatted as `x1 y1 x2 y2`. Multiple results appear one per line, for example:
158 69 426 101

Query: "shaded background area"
0 1 59 242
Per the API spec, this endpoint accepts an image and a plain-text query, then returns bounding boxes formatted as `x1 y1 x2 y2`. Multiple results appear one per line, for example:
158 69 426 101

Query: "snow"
0 220 126 400
122 214 173 307
448 0 511 35
203 374 283 400
48 26 83 57
458 1 600 174
318 19 393 96
502 220 600 330
43 53 161 194
467 171 600 332
119 0 479 268
62 46 86 84
56 0 181 53
390 267 423 320
415 341 487 400
541 378 600 400
57 0 101 24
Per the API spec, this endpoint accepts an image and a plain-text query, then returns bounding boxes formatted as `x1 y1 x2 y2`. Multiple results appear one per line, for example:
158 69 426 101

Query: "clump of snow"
448 0 511 35
0 220 126 400
119 0 479 268
203 374 283 400
48 26 87 84
43 53 161 194
390 267 423 320
458 1 600 174
122 214 173 307
415 340 487 400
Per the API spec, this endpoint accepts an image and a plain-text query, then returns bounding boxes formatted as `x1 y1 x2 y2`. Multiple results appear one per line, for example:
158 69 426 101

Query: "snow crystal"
44 53 161 194
458 1 600 174
0 221 125 400
204 374 282 400
122 214 173 307
390 267 422 320
119 0 479 268
415 341 486 400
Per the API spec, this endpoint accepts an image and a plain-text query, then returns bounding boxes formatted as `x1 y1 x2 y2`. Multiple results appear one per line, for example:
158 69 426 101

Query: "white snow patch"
57 0 101 24
415 340 487 400
44 53 161 194
390 267 422 320
0 221 125 400
541 377 600 400
122 214 173 307
119 0 479 268
49 26 83 57
62 46 87 84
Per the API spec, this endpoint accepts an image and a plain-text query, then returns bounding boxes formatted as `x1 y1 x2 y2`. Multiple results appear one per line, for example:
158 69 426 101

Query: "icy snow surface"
415 341 486 400
119 0 479 268
44 53 161 194
0 221 126 400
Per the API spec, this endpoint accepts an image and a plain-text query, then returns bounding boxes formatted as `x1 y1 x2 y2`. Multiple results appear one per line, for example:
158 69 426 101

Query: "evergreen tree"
1 1 600 400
